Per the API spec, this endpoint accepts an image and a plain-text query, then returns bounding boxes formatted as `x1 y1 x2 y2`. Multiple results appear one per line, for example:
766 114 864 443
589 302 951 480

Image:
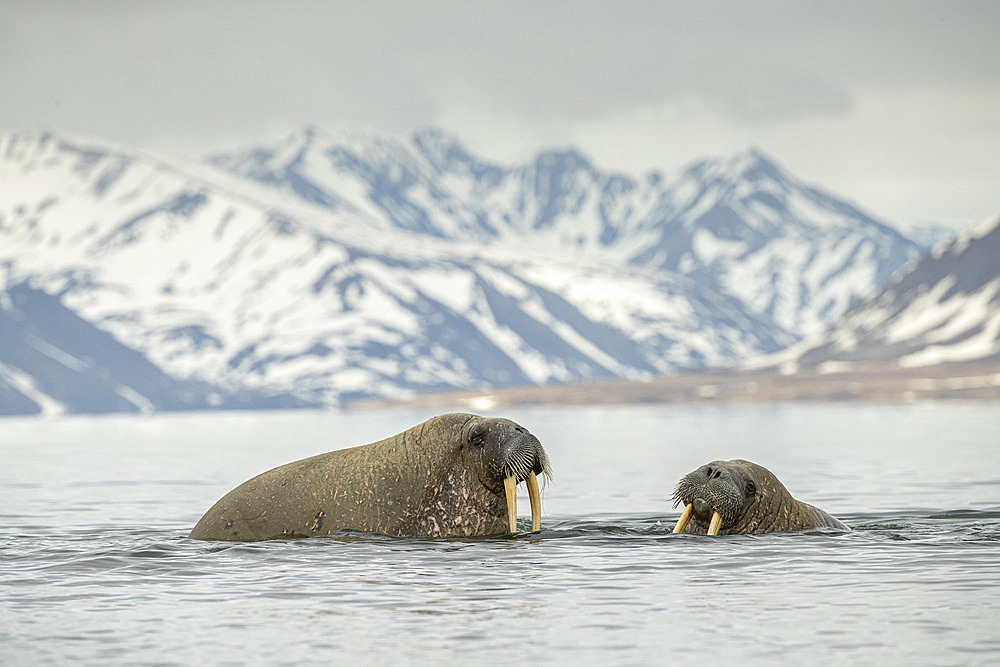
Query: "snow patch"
0 360 66 415
884 276 960 343
692 229 745 264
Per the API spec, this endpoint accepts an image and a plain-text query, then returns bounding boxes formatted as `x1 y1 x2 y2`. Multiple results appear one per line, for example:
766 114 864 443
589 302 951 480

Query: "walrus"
671 459 848 535
189 413 551 541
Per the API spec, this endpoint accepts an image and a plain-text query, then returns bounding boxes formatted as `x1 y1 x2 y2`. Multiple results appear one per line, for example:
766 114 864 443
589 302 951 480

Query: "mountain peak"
410 127 463 150
1 127 101 163
532 147 596 176
967 213 1000 243
254 123 395 166
931 213 1000 260
291 124 324 147
678 146 786 188
283 123 356 151
409 127 480 172
723 146 785 183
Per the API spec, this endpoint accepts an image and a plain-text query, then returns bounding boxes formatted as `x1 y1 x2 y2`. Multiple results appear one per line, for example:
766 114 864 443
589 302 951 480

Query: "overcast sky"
3 1 998 230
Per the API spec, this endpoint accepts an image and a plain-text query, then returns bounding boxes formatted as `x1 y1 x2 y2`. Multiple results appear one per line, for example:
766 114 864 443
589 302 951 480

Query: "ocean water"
2 403 999 665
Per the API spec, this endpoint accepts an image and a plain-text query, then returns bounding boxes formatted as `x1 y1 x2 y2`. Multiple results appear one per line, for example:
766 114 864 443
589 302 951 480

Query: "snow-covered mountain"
211 126 924 337
906 222 958 250
764 215 1000 370
0 126 930 412
0 280 309 416
1 129 789 410
623 149 923 335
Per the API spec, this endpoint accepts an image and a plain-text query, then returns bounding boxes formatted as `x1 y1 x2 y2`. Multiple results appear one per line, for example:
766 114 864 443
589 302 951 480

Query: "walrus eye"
469 424 487 447
745 480 757 496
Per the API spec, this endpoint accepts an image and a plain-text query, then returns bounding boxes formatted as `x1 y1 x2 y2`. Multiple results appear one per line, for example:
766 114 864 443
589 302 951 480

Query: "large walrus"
671 459 848 535
189 413 551 541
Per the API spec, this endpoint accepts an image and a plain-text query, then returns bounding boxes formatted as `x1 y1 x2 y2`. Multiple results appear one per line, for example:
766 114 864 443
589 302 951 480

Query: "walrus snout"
499 430 549 481
497 428 550 534
702 464 734 483
467 419 551 483
672 461 745 535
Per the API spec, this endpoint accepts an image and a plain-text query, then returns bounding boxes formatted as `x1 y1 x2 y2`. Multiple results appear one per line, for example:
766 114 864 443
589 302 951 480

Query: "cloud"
0 2 876 140
1 1 998 227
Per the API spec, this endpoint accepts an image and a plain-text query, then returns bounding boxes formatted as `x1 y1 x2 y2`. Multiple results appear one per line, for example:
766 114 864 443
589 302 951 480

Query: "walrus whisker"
510 451 533 479
503 453 525 476
527 471 541 533
503 475 518 534
707 511 723 536
672 504 693 533
536 450 553 485
671 483 692 508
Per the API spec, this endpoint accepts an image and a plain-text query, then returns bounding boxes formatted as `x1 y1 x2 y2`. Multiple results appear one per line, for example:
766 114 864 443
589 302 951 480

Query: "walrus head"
671 459 766 535
461 416 552 534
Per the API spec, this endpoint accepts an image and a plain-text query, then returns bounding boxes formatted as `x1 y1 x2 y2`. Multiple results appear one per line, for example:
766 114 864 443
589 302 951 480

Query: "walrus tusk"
526 471 541 532
503 475 518 534
708 511 723 536
672 503 693 533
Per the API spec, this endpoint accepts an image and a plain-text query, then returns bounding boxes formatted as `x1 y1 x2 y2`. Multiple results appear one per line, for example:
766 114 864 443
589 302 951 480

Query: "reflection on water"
2 403 999 664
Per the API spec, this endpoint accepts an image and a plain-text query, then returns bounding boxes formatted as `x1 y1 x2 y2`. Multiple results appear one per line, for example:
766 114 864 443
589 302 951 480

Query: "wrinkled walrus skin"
672 459 848 535
189 413 551 541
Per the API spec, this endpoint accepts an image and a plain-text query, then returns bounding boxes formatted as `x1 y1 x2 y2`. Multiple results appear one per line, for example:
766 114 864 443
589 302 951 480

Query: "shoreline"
351 360 1000 410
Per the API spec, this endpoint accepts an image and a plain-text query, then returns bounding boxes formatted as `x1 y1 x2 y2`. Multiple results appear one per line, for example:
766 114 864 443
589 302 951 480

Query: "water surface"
2 403 999 664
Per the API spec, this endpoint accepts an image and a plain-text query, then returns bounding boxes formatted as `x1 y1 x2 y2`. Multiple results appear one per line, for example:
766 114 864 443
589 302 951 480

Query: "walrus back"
189 418 457 541
800 501 849 530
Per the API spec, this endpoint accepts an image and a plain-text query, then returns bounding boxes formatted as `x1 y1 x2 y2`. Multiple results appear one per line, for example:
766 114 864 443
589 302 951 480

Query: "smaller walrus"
671 460 848 535
189 413 551 541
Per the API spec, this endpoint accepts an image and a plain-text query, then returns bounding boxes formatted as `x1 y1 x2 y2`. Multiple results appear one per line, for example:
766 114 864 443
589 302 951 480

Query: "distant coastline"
352 360 1000 410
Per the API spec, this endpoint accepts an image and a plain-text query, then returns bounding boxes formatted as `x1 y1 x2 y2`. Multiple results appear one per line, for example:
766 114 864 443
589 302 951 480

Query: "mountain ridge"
359 216 1000 411
0 125 952 412
764 214 1000 371
211 126 924 337
0 280 311 416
